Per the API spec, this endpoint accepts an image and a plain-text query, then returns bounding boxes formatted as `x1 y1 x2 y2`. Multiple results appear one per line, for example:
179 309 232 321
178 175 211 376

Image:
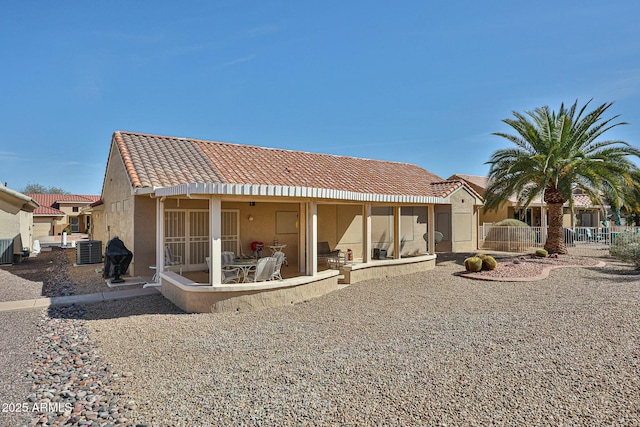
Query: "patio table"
226 259 258 283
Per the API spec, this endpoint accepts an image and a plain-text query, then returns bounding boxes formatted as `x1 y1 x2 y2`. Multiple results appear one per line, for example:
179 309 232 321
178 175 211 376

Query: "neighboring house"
28 194 101 239
93 131 482 312
449 174 609 227
0 184 39 263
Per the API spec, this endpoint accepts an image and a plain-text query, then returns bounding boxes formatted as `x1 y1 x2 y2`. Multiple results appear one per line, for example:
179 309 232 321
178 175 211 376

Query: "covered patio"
151 183 440 313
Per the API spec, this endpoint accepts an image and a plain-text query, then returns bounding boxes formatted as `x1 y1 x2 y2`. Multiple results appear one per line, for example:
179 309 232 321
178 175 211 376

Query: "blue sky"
2 1 640 195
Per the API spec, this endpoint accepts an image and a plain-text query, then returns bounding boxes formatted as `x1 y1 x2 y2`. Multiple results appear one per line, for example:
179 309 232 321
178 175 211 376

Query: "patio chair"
164 245 183 274
271 252 285 280
206 256 242 284
423 231 444 250
245 256 277 282
317 241 341 264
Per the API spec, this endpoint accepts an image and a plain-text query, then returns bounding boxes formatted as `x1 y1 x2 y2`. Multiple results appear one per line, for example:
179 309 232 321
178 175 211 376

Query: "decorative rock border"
456 260 607 282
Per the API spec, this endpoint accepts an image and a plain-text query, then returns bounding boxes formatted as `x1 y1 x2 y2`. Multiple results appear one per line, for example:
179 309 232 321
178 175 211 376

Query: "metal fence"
479 225 640 257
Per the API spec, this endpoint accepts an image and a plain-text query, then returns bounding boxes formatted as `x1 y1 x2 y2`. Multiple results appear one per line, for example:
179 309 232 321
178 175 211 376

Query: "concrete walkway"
0 287 161 313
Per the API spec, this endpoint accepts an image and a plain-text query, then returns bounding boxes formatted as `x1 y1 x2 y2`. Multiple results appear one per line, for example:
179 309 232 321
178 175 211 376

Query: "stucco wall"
317 204 428 260
133 195 157 277
0 209 32 254
222 200 300 266
100 143 135 272
480 206 509 225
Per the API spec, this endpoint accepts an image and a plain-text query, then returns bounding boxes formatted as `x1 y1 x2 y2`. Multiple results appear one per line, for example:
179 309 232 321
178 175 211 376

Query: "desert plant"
482 219 537 252
609 232 640 268
482 255 498 270
485 100 640 254
464 256 483 272
535 248 548 257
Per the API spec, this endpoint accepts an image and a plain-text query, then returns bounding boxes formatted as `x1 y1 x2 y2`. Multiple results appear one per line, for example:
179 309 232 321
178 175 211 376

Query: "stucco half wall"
160 270 340 313
340 254 436 284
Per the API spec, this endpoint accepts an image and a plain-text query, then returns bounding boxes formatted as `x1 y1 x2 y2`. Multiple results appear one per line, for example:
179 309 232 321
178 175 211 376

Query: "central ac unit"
76 240 102 265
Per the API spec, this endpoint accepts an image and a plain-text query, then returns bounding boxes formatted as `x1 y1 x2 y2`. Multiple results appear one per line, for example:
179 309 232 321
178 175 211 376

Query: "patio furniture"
268 244 288 266
206 255 243 284
226 258 259 282
271 252 285 280
164 245 183 274
317 241 341 264
245 257 277 282
423 231 444 251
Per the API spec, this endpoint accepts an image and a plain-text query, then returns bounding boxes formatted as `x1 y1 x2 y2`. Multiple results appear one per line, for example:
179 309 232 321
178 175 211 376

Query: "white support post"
307 201 318 276
209 197 222 285
363 203 372 263
156 197 165 275
428 204 435 255
298 203 306 273
393 206 401 259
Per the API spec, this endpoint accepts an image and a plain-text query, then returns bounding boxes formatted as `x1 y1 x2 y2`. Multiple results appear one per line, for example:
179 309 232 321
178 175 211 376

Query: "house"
0 184 39 263
93 131 482 312
28 194 101 239
449 174 610 227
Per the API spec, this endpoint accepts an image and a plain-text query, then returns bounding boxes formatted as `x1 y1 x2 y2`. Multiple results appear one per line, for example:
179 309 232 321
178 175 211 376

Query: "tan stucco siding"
99 143 136 272
0 210 23 253
318 204 428 259
480 205 509 225
222 200 300 267
133 195 157 277
33 217 53 239
449 188 478 252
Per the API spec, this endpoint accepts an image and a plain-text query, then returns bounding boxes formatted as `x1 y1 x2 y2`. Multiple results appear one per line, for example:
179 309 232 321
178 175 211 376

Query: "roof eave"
154 183 445 204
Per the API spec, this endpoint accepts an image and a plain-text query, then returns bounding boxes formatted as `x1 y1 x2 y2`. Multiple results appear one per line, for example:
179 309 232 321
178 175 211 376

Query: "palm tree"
484 100 640 254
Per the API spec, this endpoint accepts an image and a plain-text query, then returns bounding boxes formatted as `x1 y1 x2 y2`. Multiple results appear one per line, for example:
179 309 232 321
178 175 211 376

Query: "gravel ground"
0 310 40 427
2 252 639 426
0 248 143 303
85 256 640 426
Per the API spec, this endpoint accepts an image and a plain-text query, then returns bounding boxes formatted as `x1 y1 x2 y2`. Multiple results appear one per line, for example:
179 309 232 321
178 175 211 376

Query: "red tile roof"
112 131 469 199
28 194 100 216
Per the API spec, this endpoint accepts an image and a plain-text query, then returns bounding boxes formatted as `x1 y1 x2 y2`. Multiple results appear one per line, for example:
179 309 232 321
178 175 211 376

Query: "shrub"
535 248 548 258
482 219 537 252
464 256 483 272
609 232 640 268
482 255 498 270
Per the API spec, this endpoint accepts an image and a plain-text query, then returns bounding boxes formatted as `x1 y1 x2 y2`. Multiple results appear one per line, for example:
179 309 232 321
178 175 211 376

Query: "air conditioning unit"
76 240 102 265
0 239 14 265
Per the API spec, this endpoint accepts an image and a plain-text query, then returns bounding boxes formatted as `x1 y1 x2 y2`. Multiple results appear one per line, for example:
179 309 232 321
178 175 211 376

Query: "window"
72 207 79 213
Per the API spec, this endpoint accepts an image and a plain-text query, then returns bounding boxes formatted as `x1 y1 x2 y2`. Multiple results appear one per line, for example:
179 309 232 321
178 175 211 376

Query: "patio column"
156 197 165 276
298 203 306 273
307 201 318 276
428 204 435 255
209 197 222 285
393 206 401 259
362 203 372 263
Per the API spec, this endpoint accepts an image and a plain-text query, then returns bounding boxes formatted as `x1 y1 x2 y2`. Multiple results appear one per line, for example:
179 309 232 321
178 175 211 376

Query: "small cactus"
464 256 483 272
482 255 498 270
535 248 548 258
475 253 487 260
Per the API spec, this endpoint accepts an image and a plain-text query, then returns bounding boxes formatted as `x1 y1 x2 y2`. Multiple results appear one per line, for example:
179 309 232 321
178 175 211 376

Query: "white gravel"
85 257 640 426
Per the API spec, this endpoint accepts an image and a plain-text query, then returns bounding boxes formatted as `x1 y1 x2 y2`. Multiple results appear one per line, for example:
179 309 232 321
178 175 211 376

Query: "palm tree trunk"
544 202 567 254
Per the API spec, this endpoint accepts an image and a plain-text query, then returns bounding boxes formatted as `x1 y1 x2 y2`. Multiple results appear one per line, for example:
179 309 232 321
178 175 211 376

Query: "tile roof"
27 194 100 216
430 180 483 200
113 131 459 198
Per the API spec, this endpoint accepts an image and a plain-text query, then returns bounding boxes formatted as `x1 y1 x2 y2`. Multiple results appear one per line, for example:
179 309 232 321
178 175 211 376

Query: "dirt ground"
1 247 144 297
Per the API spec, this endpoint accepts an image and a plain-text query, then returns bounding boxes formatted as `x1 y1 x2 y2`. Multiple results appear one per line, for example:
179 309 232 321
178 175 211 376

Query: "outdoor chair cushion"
317 241 341 259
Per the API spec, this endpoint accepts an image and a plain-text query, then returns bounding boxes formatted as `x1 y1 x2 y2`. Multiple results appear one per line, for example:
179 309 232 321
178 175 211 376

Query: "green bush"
535 248 548 257
609 232 640 268
482 219 537 252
